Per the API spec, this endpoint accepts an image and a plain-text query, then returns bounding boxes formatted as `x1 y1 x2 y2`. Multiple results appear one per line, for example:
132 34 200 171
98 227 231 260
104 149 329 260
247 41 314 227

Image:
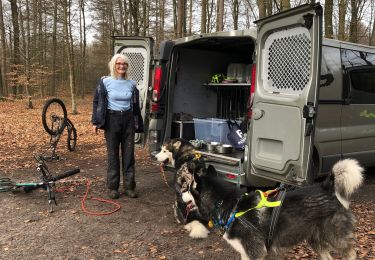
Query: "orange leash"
81 179 121 216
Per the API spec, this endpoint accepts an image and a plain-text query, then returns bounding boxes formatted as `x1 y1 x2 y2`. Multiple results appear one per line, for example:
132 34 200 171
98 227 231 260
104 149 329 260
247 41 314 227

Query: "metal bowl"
207 142 220 152
216 144 234 154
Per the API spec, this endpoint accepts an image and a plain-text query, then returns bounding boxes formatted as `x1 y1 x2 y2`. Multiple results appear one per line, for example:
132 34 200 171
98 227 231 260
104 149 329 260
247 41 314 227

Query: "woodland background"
1 0 375 112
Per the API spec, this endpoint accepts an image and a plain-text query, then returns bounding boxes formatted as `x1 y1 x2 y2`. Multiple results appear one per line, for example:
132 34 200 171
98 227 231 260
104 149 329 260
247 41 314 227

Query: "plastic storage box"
193 118 230 144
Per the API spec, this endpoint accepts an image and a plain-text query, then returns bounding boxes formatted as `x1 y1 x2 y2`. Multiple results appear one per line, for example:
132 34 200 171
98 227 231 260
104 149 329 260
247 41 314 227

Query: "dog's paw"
184 220 209 239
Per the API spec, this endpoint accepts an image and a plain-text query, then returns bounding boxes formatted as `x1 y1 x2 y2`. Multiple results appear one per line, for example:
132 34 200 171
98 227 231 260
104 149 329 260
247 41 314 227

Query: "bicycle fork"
46 184 57 213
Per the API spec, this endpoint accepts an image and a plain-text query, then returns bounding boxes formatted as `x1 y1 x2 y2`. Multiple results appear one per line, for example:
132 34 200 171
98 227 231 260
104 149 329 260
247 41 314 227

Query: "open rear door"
250 3 322 185
113 36 154 145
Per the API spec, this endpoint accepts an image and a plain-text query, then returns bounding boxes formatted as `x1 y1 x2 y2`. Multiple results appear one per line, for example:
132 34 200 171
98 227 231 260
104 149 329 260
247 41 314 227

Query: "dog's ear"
173 140 182 150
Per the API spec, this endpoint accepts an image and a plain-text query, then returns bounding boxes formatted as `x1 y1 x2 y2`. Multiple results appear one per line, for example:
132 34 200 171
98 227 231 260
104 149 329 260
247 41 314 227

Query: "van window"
319 46 342 100
349 67 375 104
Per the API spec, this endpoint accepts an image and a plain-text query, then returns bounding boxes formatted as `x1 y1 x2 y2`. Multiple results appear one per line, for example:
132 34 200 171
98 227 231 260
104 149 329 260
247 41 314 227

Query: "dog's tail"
332 159 364 208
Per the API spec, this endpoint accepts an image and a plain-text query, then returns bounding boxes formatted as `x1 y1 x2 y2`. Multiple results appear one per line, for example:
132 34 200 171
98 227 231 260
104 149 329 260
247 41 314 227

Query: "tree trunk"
338 0 347 41
129 0 140 35
0 0 8 96
349 0 358 43
201 0 207 33
216 0 224 31
257 0 266 19
79 0 86 98
177 0 185 37
188 0 192 35
9 0 20 96
281 0 290 11
51 0 57 96
232 0 239 30
63 0 77 114
324 0 333 39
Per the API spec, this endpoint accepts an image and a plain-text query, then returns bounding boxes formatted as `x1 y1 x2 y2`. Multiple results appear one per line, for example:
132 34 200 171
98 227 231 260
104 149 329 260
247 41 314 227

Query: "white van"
114 3 375 187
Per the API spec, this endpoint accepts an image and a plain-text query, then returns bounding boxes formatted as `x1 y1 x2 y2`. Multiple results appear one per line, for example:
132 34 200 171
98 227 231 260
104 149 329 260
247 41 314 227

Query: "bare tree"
201 0 207 33
188 0 192 35
129 0 140 35
257 0 266 19
0 0 7 96
79 0 87 98
216 0 224 31
177 0 186 37
232 0 239 30
62 0 77 113
349 0 359 42
338 0 347 40
281 0 290 10
9 0 20 64
325 0 333 39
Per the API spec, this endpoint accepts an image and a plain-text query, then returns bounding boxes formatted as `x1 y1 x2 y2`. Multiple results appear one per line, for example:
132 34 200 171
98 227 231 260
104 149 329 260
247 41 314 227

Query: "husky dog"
155 138 203 225
155 138 196 169
176 157 364 260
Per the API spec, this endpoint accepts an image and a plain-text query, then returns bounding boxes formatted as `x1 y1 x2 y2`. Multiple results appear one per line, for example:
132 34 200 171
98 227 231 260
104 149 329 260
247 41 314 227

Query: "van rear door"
250 3 323 185
113 36 154 145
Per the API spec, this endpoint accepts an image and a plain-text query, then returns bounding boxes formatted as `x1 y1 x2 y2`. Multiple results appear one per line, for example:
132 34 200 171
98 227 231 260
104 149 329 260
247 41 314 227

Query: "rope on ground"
81 179 121 216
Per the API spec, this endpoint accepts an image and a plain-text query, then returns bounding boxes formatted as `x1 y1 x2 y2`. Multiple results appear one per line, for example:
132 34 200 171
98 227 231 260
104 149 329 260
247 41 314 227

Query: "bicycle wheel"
67 119 77 151
42 98 67 135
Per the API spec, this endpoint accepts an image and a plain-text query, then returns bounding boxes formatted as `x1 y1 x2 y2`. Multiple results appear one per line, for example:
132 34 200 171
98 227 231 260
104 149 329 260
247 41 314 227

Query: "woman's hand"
92 125 98 134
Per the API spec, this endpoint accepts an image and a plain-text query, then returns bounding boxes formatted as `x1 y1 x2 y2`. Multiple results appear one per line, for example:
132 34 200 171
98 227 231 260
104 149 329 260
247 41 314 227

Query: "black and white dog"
156 139 364 260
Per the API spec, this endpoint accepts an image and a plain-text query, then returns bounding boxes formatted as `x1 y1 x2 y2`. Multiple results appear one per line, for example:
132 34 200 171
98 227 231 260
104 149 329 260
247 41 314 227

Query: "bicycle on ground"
0 155 80 212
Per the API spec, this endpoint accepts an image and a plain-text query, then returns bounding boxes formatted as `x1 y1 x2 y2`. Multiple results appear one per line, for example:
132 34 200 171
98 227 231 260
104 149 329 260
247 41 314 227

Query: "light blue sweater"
103 77 136 111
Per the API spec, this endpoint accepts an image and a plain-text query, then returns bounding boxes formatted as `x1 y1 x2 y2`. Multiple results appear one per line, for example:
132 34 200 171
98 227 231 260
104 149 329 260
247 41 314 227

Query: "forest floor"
0 97 374 260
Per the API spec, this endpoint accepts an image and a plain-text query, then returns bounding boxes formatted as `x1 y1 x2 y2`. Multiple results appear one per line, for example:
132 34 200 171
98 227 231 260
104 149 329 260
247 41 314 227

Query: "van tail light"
247 64 256 119
226 173 237 180
151 66 162 112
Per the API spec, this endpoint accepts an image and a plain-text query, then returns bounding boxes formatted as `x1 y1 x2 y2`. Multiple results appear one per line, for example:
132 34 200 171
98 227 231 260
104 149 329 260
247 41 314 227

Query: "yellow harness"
235 189 281 218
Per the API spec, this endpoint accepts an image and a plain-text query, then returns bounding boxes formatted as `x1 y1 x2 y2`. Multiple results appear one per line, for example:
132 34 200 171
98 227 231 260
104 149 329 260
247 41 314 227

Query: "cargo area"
164 35 256 185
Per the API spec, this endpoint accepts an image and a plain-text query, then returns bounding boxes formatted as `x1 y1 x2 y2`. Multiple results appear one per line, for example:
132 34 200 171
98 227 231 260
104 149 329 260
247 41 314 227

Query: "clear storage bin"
193 118 230 144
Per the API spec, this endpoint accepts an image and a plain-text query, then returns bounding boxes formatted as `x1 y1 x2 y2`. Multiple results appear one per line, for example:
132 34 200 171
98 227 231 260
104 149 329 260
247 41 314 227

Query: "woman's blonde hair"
108 53 130 79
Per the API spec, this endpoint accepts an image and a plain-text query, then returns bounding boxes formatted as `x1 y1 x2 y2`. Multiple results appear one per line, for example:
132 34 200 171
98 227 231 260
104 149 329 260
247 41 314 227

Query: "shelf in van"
203 83 250 87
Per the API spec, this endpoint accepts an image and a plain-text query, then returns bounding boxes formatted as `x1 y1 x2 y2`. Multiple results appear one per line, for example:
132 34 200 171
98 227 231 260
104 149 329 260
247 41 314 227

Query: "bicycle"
41 98 77 161
0 155 80 212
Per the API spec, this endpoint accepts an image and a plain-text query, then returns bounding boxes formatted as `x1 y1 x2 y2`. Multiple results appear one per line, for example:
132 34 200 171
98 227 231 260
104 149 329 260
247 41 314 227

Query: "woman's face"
115 57 128 77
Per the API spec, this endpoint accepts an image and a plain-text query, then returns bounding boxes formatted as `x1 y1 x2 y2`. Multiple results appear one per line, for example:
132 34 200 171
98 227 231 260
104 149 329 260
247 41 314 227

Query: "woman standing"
92 53 142 199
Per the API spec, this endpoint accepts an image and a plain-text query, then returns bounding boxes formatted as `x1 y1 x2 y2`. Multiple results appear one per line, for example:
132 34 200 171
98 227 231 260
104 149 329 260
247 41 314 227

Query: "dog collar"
235 190 281 218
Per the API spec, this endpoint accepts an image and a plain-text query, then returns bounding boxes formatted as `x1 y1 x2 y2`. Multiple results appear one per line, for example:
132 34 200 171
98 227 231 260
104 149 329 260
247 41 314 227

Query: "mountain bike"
0 155 80 212
41 98 77 161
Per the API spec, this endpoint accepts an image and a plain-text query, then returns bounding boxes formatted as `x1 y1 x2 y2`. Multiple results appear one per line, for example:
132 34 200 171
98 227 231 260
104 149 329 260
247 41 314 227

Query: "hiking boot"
108 189 120 199
124 190 138 198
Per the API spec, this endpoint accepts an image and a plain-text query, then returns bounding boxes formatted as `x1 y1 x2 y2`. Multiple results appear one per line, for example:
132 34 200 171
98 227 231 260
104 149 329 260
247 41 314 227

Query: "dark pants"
104 110 135 191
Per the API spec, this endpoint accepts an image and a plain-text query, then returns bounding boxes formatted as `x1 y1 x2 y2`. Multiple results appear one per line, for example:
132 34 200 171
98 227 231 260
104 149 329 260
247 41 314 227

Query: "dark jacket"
92 78 144 133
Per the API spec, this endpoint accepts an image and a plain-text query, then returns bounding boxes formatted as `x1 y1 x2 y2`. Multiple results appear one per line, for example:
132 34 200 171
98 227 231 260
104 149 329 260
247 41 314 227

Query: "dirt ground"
0 98 374 260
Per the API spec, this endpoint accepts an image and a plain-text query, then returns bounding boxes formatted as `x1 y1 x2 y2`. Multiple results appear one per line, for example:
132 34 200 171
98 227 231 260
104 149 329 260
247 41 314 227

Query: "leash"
267 185 287 249
80 179 121 216
159 163 171 188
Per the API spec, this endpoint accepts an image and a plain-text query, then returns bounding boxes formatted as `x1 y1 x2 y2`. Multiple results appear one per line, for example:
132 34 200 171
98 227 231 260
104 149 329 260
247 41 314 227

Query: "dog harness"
209 189 282 232
235 189 281 217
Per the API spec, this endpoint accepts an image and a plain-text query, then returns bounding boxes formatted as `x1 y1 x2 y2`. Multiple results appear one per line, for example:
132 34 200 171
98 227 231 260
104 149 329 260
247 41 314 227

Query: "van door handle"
253 108 264 120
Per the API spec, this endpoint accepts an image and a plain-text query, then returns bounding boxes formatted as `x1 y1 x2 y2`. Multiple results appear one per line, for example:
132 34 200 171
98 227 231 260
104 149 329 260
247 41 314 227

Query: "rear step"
198 150 245 187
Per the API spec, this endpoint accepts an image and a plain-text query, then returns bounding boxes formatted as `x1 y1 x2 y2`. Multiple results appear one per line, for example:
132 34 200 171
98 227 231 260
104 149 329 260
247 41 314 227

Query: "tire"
42 98 67 135
67 119 77 151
